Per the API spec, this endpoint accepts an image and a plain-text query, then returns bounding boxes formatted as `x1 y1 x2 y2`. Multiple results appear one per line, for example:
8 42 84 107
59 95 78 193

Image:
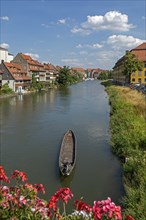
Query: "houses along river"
0 80 125 205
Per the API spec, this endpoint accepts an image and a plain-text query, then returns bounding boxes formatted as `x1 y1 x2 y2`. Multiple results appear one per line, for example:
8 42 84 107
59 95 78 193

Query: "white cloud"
0 16 9 21
58 18 66 24
72 11 134 35
142 16 146 20
79 51 88 55
25 53 39 60
76 43 103 49
89 43 103 49
41 23 50 28
61 58 83 66
76 44 83 48
107 35 144 49
0 43 9 49
71 27 91 35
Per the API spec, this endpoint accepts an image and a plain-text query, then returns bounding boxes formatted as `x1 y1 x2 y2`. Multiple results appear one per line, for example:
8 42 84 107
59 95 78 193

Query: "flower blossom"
75 199 92 213
11 170 27 182
48 187 73 211
93 197 122 220
34 184 45 194
0 166 10 183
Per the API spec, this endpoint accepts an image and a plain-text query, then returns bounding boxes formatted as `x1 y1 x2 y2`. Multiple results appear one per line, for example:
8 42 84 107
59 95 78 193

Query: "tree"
31 73 43 91
57 66 71 86
1 83 13 94
123 50 144 84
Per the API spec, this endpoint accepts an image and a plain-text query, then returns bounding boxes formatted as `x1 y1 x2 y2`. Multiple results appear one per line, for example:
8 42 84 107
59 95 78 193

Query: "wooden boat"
59 130 76 176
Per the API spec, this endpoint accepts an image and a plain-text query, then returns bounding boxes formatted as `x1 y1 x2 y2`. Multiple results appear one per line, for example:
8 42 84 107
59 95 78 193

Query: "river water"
0 80 124 206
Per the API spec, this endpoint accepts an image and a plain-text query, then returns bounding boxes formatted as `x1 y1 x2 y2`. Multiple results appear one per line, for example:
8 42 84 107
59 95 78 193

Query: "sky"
0 0 146 70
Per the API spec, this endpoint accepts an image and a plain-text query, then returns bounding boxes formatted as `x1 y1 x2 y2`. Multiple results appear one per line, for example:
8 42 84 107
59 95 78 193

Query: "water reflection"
59 168 76 188
0 81 125 204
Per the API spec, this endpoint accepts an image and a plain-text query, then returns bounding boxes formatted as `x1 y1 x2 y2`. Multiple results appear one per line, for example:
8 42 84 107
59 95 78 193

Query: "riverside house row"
112 42 146 85
0 52 63 92
0 49 105 93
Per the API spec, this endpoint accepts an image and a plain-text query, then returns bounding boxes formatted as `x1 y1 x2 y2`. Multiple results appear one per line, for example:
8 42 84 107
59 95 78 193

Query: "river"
0 80 125 206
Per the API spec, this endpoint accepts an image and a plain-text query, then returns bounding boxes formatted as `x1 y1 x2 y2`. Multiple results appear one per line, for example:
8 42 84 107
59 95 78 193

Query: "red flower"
34 184 45 194
125 216 135 220
75 200 92 213
0 166 10 183
48 195 59 211
48 187 73 211
11 170 27 182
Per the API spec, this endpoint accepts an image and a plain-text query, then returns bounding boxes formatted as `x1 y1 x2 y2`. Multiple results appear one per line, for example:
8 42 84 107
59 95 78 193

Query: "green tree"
123 50 144 83
1 83 13 94
57 66 71 86
31 73 43 91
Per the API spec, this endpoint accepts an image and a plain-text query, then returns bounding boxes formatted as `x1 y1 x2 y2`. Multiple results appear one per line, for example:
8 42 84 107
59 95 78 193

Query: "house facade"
12 53 46 82
43 63 58 83
71 67 86 79
0 47 14 63
130 43 146 85
113 42 146 85
0 61 31 92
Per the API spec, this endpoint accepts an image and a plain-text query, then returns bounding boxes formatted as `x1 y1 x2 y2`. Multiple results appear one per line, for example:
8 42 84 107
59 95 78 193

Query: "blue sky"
0 0 146 69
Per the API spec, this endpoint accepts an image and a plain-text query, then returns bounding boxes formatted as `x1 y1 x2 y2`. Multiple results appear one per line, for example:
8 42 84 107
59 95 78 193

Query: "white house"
0 47 14 63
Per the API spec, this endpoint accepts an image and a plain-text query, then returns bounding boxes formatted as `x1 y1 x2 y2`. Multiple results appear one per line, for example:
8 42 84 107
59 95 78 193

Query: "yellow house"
113 42 146 85
130 43 146 85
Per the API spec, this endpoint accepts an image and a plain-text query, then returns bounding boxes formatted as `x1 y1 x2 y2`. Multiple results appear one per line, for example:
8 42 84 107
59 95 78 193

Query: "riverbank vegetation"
57 66 83 87
105 85 146 219
0 83 14 95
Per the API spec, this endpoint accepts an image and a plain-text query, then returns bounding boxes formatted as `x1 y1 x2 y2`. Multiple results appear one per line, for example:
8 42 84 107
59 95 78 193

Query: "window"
145 71 146 76
131 72 135 76
145 63 146 68
138 71 141 76
138 78 141 83
132 78 135 82
145 78 146 82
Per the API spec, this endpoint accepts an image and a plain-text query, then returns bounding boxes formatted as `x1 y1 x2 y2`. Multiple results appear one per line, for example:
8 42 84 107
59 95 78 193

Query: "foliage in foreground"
0 166 134 220
106 86 146 220
0 83 14 95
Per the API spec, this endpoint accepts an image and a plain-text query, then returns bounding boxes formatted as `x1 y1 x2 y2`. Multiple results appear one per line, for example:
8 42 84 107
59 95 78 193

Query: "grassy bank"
105 85 146 219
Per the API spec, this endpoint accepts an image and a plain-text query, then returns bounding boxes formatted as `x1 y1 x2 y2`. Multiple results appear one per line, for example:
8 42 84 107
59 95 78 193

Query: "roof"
4 62 31 80
131 42 146 51
131 42 146 62
0 47 7 51
43 63 55 70
71 67 85 72
21 54 44 67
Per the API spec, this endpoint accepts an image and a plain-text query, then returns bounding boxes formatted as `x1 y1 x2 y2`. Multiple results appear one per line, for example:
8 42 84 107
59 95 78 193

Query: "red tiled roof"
71 67 85 72
131 42 146 62
21 54 44 67
43 63 55 70
131 42 146 51
4 62 31 81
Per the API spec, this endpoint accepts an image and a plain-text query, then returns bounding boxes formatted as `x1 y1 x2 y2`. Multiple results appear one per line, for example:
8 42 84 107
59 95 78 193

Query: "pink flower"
19 196 27 205
92 197 122 220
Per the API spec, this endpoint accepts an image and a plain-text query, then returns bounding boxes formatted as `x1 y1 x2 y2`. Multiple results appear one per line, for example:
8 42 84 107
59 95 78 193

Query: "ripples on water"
0 80 125 206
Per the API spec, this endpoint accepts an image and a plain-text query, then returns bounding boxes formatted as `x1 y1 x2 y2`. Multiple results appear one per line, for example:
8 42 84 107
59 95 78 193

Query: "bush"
1 83 13 94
